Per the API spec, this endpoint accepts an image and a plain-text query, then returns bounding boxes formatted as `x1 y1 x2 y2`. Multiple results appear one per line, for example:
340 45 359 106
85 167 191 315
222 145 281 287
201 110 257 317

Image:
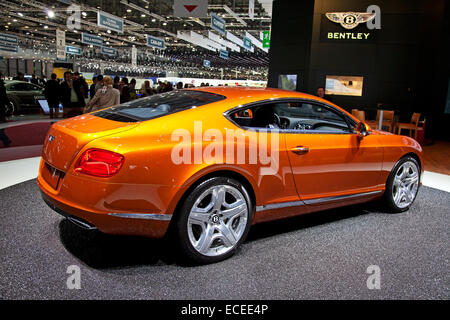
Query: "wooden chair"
366 110 395 132
396 112 421 139
351 109 366 122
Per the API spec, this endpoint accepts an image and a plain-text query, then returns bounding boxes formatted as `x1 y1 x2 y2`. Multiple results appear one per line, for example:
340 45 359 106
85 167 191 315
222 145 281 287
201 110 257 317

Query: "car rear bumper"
37 159 174 239
40 188 172 238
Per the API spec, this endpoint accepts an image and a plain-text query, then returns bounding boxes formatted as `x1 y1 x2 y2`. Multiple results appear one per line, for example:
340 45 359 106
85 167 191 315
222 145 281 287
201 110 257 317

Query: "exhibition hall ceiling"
0 0 272 59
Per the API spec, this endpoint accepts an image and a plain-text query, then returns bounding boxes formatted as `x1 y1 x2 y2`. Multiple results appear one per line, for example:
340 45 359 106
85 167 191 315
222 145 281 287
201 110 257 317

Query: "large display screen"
325 75 364 96
278 74 297 91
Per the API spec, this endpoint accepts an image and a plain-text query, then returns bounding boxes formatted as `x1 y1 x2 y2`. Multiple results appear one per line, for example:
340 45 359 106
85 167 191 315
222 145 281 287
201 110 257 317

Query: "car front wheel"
384 156 420 212
175 177 253 264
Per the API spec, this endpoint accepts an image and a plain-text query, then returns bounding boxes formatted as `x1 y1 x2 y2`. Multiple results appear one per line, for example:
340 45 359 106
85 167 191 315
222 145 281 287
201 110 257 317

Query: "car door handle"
290 146 309 155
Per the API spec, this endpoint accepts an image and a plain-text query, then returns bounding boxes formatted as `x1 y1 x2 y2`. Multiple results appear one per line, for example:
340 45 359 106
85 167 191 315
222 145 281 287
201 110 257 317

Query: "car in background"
5 80 45 114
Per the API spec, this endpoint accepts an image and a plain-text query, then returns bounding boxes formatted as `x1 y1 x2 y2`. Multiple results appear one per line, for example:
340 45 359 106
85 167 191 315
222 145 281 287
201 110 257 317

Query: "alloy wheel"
392 161 419 209
187 184 249 257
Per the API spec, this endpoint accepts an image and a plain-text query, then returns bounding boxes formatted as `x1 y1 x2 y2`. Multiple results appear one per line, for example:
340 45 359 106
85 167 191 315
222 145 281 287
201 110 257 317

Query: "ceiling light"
127 9 132 12
47 10 55 18
163 22 167 26
141 14 146 17
151 18 156 22
18 12 23 17
82 12 87 17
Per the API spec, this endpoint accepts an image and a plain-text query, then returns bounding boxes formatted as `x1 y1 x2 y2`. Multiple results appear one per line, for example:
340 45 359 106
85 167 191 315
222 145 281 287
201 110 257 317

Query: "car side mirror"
357 122 369 139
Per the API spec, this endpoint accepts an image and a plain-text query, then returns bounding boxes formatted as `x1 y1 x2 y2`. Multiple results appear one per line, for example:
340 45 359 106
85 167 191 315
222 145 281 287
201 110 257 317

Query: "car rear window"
93 90 225 122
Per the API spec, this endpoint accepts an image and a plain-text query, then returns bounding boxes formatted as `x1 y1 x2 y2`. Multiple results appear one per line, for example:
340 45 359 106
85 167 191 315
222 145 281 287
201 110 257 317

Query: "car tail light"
74 149 124 177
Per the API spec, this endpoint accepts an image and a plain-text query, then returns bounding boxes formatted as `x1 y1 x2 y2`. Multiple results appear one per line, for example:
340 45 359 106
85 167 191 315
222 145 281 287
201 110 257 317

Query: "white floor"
0 157 449 193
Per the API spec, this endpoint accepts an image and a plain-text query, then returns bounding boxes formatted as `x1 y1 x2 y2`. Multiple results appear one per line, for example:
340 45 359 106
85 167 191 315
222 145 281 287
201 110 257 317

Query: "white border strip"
422 171 450 193
0 157 41 190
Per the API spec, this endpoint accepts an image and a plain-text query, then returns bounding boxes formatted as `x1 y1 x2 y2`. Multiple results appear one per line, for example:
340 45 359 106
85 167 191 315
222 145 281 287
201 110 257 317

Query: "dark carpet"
0 180 448 299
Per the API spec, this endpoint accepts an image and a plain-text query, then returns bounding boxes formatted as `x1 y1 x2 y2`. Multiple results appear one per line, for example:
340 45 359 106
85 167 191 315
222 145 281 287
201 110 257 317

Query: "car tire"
383 156 421 213
6 100 16 116
174 177 254 264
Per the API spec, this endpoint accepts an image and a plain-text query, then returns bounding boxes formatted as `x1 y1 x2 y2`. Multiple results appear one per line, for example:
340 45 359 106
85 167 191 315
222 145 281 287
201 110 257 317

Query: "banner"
82 33 103 47
219 49 228 59
0 43 18 53
262 30 270 48
249 0 255 20
0 33 19 53
174 0 208 18
211 13 226 35
65 45 82 55
101 46 116 56
56 29 66 60
97 11 124 34
147 35 165 50
243 36 252 51
131 46 137 67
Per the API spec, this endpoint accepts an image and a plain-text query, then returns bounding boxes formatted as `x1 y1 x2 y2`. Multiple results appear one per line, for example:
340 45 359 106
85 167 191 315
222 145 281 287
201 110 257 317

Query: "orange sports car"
38 87 423 263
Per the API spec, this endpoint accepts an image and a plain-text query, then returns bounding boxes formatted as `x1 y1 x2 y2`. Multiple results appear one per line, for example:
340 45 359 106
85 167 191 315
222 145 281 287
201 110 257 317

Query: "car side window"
230 101 354 133
29 84 41 91
10 83 28 91
230 103 280 129
273 102 352 133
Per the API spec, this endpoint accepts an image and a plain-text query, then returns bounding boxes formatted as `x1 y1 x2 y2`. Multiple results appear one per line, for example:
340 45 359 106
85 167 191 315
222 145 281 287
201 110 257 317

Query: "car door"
278 100 384 203
26 83 44 106
10 83 35 106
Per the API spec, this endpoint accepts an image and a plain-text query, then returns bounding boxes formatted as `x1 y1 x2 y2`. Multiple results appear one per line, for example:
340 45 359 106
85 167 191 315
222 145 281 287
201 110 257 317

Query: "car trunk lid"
42 114 138 172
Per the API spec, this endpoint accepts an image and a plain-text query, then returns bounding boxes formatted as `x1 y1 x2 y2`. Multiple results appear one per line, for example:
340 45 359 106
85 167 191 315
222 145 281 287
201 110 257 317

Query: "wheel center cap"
211 214 220 224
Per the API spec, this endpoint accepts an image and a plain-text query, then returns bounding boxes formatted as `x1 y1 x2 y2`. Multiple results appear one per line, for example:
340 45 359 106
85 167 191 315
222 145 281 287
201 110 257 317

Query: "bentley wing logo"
326 12 376 29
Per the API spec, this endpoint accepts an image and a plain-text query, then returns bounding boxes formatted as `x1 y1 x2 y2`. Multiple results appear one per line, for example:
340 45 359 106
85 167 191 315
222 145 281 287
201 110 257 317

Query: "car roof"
5 80 38 84
187 86 340 109
4 80 43 87
182 86 356 122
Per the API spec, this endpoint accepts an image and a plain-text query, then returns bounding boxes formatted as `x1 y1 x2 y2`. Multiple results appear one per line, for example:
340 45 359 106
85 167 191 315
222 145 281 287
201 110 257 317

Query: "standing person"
78 74 89 99
129 78 137 100
156 81 164 93
120 77 130 103
90 76 97 100
13 72 25 81
144 81 153 96
59 71 85 118
316 86 333 102
0 73 12 147
44 73 60 119
163 82 173 92
95 75 104 93
84 76 120 113
30 74 39 85
113 76 120 90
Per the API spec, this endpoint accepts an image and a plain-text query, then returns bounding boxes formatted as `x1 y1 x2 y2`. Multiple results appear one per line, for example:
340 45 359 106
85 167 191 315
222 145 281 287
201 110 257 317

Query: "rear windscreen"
93 90 226 122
